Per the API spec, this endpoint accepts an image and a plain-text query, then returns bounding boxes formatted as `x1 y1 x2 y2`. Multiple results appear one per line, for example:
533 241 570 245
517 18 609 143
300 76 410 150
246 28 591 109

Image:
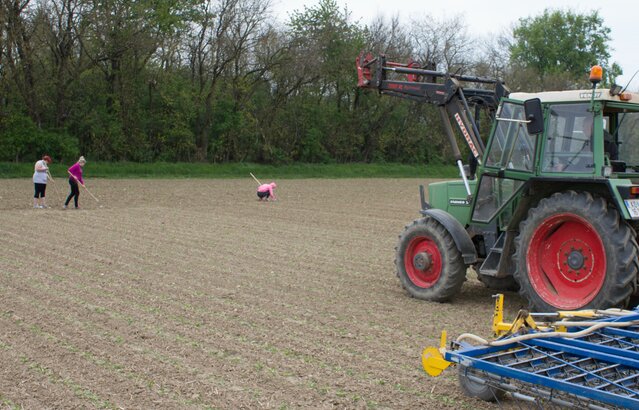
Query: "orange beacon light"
590 65 603 85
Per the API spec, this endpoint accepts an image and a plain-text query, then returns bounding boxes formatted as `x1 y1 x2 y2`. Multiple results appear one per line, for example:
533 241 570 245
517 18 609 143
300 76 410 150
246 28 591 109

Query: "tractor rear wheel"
395 217 466 302
514 191 638 311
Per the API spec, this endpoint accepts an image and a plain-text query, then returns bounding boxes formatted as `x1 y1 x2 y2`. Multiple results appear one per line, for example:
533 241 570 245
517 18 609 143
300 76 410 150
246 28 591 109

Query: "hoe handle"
250 172 262 186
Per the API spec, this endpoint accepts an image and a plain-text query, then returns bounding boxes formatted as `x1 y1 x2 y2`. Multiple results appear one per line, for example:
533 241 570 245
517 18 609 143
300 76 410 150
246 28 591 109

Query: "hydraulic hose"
456 319 639 347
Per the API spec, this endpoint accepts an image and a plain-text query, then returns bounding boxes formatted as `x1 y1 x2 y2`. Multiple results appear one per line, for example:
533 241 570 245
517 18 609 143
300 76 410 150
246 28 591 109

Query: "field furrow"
0 179 523 409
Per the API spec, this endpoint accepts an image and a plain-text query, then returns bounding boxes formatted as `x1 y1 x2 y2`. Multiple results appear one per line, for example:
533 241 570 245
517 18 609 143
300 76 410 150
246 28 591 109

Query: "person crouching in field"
33 155 53 208
64 156 86 209
257 182 277 201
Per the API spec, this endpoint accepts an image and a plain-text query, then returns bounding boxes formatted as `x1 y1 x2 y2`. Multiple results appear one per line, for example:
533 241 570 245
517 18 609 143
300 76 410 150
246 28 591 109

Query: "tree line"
0 0 620 164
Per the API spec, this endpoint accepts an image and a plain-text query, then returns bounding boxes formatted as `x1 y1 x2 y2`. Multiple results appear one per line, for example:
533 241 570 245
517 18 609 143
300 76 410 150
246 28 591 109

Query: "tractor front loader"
357 52 639 311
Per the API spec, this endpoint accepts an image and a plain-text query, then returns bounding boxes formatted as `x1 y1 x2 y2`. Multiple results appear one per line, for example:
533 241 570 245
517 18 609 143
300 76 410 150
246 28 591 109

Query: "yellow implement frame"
421 330 450 376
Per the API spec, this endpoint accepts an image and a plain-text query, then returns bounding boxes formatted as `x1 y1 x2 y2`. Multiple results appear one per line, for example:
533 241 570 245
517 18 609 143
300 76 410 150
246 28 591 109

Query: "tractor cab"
502 89 639 180
471 88 639 229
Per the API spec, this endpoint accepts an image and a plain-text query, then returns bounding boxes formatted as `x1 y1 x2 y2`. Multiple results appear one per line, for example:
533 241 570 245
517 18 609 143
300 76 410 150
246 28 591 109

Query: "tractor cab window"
615 112 639 169
486 102 535 172
542 103 594 173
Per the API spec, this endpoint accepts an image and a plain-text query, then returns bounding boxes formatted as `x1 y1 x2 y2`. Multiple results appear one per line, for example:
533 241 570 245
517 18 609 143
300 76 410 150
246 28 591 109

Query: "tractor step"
479 232 505 276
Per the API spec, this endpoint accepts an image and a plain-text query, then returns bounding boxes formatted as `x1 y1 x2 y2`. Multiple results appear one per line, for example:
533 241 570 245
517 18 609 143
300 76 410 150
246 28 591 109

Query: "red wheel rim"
404 236 443 288
527 213 606 309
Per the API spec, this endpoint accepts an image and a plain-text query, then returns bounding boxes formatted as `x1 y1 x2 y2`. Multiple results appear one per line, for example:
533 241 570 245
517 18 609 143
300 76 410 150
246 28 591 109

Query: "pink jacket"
257 182 277 199
68 162 84 185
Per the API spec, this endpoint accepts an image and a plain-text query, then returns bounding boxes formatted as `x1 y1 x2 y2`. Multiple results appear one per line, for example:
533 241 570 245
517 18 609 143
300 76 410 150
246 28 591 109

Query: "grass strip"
0 162 457 179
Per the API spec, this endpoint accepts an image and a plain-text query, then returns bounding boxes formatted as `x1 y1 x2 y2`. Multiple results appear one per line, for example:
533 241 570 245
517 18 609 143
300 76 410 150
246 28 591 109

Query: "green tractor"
357 54 639 311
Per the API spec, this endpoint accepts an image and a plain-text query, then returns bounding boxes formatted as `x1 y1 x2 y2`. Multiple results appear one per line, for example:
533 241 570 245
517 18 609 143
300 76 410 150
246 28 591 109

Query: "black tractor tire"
395 217 466 302
458 366 506 402
513 191 638 312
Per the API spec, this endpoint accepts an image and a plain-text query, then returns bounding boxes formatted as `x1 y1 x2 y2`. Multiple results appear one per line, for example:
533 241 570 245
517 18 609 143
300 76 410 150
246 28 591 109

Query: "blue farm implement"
423 295 639 408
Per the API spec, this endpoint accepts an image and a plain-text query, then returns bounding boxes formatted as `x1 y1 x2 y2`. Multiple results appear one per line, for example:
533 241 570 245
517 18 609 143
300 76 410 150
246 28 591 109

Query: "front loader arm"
356 52 509 167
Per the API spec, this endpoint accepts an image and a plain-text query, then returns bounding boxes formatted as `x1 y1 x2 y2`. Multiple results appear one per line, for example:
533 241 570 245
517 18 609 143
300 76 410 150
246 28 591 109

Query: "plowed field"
0 178 524 409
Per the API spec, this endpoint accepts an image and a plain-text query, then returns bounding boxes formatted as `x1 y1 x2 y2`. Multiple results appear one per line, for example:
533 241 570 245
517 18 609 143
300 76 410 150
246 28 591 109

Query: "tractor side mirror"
524 98 544 135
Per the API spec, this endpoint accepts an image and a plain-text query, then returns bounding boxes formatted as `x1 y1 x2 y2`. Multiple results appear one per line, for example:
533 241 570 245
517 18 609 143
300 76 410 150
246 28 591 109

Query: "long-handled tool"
68 171 99 204
250 172 262 186
47 173 59 201
82 184 100 203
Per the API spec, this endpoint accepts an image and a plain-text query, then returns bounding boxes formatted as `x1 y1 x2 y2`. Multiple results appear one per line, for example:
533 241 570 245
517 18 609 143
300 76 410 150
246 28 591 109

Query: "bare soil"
0 178 524 409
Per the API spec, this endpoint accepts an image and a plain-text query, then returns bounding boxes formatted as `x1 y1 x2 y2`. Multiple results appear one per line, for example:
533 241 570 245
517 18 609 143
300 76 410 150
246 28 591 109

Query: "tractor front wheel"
395 217 466 302
514 191 638 311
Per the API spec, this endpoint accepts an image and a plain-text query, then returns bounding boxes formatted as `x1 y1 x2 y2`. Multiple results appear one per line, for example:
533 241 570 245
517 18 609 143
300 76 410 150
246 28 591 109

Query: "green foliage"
300 128 331 163
38 130 81 164
0 2 621 165
0 113 39 162
209 97 257 162
147 71 198 161
0 161 457 179
280 0 368 162
510 9 618 89
0 112 79 162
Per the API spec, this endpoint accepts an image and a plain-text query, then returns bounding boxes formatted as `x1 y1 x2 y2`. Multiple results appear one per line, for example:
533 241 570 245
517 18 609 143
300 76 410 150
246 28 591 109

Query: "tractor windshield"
487 102 535 171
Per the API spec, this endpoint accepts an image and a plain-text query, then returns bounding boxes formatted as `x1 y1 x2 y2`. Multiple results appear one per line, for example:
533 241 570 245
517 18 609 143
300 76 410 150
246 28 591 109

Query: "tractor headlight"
603 165 612 177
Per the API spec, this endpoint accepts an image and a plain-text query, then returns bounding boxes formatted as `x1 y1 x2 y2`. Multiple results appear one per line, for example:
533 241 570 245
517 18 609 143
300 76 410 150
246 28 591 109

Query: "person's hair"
42 155 52 163
78 155 86 164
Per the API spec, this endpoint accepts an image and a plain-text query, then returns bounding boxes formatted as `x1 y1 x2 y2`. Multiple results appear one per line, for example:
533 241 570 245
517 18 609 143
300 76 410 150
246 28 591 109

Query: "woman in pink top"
257 182 277 201
64 156 86 209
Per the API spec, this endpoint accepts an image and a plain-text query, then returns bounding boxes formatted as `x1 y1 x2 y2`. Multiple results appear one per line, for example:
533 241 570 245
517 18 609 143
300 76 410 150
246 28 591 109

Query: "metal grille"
447 320 639 408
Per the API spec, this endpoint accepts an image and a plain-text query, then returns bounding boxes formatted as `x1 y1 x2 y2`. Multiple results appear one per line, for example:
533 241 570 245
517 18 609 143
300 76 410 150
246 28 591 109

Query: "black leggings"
34 183 46 198
65 178 80 207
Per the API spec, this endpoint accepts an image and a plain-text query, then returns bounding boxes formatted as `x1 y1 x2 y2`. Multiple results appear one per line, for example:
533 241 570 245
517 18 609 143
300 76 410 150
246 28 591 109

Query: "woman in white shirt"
33 155 53 208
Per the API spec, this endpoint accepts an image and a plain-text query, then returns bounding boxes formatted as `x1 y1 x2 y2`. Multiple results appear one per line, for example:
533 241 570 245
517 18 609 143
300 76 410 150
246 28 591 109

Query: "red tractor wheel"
395 217 466 302
514 191 638 311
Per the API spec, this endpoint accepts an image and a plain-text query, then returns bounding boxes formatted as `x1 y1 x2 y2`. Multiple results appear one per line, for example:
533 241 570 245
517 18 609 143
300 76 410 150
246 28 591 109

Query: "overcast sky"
272 0 639 89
